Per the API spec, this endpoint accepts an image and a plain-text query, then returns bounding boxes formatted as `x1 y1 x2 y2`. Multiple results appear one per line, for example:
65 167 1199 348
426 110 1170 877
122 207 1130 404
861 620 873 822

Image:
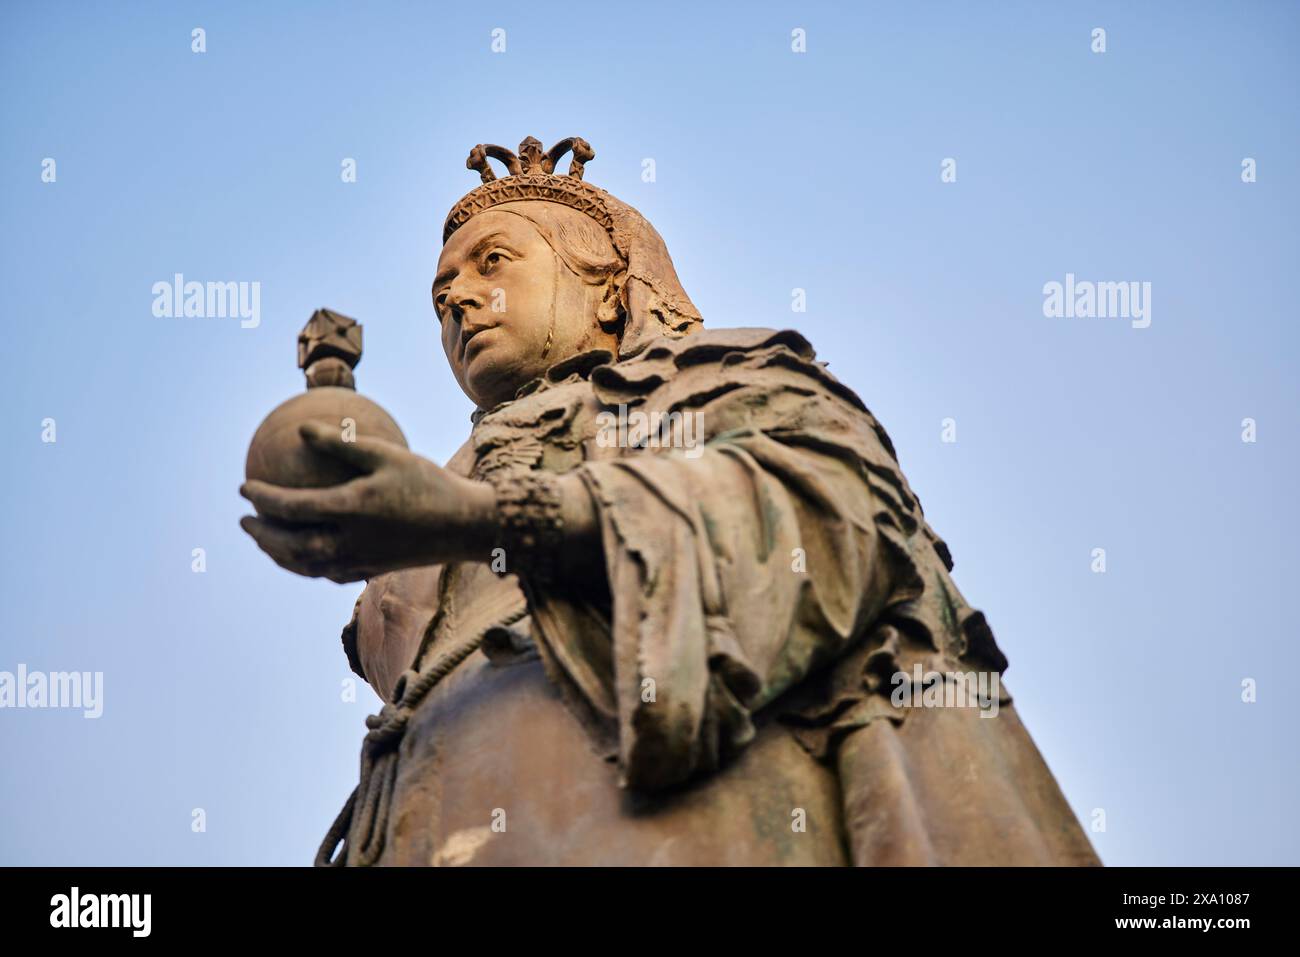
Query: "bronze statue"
240 136 1100 866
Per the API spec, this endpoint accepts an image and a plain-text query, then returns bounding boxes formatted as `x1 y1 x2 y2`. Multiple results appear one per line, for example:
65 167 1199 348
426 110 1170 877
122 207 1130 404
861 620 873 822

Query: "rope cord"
315 602 528 867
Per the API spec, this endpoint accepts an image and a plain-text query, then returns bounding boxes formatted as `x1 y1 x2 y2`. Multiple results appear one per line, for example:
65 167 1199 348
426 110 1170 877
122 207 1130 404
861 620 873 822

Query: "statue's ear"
596 273 626 338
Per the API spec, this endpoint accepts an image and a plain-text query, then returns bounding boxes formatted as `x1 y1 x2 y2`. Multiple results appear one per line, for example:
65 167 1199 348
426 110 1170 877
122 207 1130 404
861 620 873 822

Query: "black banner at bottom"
0 865 1285 942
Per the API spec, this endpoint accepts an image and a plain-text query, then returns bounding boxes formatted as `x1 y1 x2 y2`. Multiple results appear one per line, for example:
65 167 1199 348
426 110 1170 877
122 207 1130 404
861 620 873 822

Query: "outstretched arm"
239 421 603 583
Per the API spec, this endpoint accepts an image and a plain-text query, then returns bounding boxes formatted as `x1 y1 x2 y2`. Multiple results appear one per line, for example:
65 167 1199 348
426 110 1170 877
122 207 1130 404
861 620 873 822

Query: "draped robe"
334 327 1100 866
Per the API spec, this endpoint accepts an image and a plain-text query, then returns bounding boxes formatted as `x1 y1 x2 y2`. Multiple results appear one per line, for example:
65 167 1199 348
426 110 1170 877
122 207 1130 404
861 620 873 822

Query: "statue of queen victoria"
240 136 1100 867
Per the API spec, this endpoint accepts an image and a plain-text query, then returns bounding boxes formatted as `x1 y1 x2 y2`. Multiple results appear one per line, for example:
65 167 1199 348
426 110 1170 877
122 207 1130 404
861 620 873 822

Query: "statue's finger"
240 515 342 574
299 422 392 473
240 479 356 522
239 515 305 566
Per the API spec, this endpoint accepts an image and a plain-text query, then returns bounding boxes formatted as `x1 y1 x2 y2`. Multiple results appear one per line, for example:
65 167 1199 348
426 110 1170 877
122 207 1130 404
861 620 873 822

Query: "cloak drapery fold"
342 327 1099 865
517 327 1098 863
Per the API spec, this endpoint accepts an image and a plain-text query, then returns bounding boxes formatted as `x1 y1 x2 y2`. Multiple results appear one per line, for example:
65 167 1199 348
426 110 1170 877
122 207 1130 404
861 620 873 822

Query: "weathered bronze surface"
241 136 1100 866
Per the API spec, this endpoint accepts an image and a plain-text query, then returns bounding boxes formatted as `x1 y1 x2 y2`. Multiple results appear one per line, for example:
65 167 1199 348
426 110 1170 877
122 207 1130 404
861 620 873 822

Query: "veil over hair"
597 190 702 358
442 138 703 359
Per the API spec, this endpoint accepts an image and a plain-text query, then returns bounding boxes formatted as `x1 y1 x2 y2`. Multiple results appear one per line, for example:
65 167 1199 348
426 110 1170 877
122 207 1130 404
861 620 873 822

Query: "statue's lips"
463 326 501 361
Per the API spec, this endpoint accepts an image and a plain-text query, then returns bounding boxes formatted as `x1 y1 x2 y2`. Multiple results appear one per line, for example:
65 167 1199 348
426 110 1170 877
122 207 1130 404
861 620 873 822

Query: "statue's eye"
483 251 505 272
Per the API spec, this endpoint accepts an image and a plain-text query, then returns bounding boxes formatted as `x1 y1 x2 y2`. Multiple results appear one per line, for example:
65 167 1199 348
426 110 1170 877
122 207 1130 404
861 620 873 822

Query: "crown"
443 135 613 243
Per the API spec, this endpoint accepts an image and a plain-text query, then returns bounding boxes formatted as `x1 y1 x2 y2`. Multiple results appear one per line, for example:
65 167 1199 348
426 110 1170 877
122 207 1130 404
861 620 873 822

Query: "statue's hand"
239 422 498 583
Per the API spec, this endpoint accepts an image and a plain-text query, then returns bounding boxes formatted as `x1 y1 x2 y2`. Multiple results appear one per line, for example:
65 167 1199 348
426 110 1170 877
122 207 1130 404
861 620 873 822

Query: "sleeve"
522 333 931 790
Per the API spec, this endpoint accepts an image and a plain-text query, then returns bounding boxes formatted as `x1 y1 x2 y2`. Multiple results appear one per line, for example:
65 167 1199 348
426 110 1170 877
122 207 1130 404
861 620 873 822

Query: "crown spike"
466 145 495 183
466 144 523 184
517 136 545 174
546 137 595 180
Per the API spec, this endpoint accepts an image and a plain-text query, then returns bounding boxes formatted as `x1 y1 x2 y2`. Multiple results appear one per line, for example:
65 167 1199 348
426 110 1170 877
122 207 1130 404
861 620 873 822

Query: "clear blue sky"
1 0 1296 865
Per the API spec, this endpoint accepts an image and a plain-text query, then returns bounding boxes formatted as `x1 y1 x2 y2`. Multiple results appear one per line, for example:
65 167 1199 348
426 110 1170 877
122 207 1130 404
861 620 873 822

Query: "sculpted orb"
245 308 407 490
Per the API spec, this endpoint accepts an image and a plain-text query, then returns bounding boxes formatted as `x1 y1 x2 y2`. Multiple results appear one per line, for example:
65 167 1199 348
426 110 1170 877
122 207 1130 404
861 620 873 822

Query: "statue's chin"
463 365 528 410
462 349 540 410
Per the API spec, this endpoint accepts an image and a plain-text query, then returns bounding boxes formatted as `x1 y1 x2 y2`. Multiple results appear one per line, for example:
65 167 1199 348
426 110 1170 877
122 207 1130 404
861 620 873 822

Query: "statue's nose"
441 293 474 330
446 274 485 316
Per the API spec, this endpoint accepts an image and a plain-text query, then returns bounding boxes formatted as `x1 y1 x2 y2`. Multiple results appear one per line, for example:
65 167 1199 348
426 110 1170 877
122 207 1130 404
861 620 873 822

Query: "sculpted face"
433 207 620 409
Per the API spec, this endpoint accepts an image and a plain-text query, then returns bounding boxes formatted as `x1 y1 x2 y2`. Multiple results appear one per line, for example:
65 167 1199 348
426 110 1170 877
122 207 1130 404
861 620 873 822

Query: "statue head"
434 136 702 410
